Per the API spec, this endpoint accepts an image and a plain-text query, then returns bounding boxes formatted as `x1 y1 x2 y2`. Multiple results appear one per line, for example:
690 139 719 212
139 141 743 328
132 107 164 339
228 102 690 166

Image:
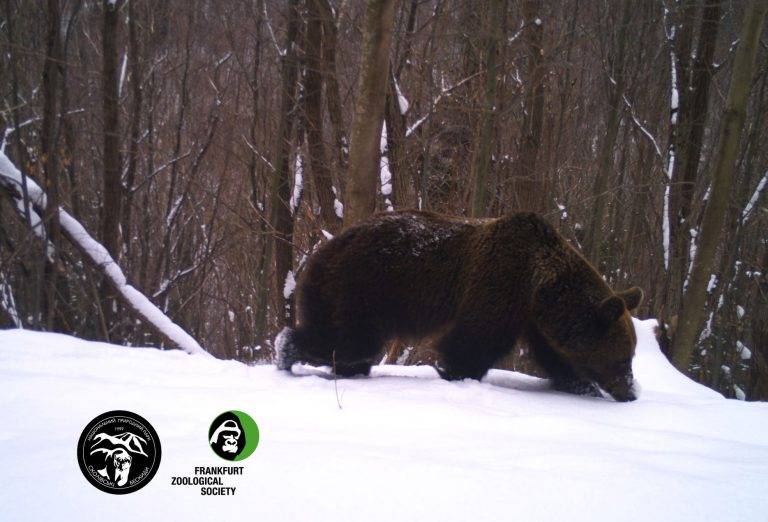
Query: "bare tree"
122 0 144 261
671 2 767 370
511 0 546 214
470 0 504 218
583 0 631 261
343 0 397 227
270 0 301 326
100 0 123 336
41 0 62 329
304 0 343 233
664 0 722 316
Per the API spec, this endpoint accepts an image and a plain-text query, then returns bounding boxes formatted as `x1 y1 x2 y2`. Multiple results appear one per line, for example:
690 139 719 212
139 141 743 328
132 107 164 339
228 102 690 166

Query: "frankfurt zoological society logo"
77 410 161 494
209 411 259 461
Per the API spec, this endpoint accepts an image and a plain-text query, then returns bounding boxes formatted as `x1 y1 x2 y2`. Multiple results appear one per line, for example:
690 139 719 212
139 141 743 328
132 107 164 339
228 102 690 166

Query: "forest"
0 0 766 400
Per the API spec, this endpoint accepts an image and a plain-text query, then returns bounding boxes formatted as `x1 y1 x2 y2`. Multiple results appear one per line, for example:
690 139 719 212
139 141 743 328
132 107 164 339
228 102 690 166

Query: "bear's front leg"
436 324 514 381
551 377 602 397
526 326 601 397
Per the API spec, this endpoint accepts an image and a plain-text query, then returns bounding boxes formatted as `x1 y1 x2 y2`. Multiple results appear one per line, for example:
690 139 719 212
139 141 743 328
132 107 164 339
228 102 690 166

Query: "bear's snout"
601 372 637 402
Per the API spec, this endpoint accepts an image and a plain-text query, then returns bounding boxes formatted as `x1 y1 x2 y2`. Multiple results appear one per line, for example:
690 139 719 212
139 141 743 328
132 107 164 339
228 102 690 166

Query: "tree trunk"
583 0 631 261
671 3 767 371
470 0 503 218
305 0 343 233
247 0 271 350
270 0 301 327
512 0 546 214
41 0 62 330
317 0 348 178
343 0 397 227
100 0 122 337
385 73 415 208
665 0 722 320
122 0 144 262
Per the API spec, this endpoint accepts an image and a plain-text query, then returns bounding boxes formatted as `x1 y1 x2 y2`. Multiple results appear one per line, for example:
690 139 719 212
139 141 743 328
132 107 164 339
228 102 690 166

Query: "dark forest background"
1 0 766 399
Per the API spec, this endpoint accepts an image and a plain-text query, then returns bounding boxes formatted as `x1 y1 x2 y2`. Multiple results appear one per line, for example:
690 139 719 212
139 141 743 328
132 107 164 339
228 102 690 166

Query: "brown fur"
276 210 643 401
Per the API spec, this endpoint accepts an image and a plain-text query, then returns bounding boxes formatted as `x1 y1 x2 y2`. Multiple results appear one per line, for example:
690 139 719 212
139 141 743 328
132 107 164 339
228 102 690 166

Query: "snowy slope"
1 319 767 522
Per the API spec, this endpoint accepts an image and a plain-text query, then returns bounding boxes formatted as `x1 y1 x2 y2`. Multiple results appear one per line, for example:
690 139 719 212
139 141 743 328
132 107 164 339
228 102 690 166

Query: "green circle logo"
208 411 259 461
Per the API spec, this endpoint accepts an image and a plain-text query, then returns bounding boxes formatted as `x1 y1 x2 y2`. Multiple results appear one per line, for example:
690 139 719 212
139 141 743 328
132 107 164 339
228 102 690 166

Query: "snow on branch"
508 20 525 44
380 121 393 211
290 152 303 214
241 134 275 171
406 72 479 137
742 170 767 225
0 271 22 327
1 109 85 153
392 75 410 115
0 150 209 356
713 39 741 71
262 2 286 57
622 94 663 159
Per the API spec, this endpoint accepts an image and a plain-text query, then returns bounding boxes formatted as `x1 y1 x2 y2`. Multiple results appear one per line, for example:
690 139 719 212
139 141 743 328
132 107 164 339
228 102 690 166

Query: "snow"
406 112 430 137
118 53 127 98
662 30 679 272
683 228 698 291
290 153 303 214
283 270 296 300
378 122 394 212
1 319 767 521
669 46 679 123
393 77 410 114
405 74 475 137
508 21 525 43
555 201 568 219
736 341 752 361
166 196 183 226
622 94 662 158
742 170 766 224
662 152 674 271
262 2 286 57
333 198 344 218
707 274 718 293
380 122 393 198
0 272 21 327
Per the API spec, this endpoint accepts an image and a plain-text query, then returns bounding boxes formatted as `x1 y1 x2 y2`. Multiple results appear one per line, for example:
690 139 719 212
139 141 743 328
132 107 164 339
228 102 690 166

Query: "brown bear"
276 210 643 402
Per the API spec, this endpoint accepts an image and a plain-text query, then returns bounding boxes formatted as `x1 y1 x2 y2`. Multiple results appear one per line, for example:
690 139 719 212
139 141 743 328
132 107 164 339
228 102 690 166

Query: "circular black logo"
77 410 161 494
208 411 259 461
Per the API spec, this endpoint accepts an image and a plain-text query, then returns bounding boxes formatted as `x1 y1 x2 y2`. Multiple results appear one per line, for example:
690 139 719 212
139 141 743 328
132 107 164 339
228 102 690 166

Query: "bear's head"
569 287 643 401
534 283 644 402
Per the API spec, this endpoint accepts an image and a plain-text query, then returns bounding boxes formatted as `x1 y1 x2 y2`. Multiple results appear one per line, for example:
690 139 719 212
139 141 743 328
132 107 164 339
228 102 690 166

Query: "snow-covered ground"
1 319 767 522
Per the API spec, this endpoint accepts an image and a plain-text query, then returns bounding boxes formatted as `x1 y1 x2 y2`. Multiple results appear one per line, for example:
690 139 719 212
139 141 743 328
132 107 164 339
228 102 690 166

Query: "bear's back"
296 211 477 338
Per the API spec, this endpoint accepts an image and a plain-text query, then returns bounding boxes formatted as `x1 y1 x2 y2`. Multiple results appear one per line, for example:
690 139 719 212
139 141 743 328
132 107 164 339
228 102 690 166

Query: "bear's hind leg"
334 360 373 377
526 326 601 397
276 327 332 371
279 321 382 377
327 324 382 377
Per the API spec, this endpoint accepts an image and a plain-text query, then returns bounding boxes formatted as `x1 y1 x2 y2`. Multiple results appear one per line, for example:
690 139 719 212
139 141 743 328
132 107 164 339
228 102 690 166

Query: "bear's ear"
617 286 644 311
597 295 626 325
